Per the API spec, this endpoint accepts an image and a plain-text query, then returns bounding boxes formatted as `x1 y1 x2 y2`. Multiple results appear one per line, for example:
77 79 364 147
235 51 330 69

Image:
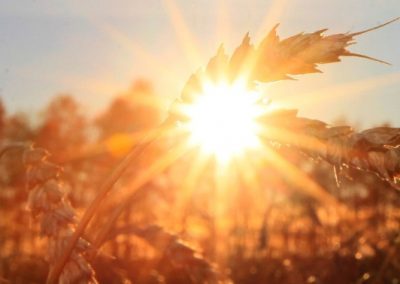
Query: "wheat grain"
1 144 98 284
259 110 400 189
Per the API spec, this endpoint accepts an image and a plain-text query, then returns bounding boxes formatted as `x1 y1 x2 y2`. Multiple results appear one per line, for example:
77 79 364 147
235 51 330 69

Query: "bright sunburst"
184 80 264 162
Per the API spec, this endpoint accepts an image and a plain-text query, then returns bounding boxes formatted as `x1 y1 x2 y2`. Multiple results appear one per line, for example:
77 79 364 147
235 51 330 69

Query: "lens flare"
184 81 264 162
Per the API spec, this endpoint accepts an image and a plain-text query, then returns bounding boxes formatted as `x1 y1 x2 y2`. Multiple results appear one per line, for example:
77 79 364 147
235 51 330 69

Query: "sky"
0 0 399 128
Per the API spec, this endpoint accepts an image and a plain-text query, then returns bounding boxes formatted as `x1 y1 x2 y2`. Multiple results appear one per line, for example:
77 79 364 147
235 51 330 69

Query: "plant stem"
46 119 174 284
90 140 188 256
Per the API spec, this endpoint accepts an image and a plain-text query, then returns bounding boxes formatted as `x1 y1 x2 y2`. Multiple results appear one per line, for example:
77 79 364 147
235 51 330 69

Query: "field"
1 4 400 284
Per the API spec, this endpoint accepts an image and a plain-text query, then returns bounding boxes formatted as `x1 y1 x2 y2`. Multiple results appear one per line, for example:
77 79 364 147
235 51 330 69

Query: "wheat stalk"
45 120 175 284
259 109 400 189
172 17 399 110
1 144 98 284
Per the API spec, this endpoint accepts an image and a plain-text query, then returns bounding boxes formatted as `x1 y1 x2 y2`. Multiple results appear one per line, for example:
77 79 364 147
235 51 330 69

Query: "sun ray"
64 1 183 92
258 124 327 156
68 2 177 84
162 0 203 68
180 149 211 200
64 123 181 163
101 124 181 156
177 148 212 230
50 1 185 114
215 0 231 45
278 72 400 110
96 22 181 87
257 144 339 207
227 152 268 231
232 152 263 199
255 0 290 40
92 138 191 249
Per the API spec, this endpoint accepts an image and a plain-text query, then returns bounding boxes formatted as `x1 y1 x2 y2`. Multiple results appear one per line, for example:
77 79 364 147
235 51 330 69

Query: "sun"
183 80 264 162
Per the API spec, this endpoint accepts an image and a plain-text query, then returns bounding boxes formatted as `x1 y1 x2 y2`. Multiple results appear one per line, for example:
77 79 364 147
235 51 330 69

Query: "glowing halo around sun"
182 80 265 162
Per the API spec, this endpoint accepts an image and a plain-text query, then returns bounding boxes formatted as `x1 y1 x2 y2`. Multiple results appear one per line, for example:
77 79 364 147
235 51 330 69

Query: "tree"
35 95 87 163
96 79 162 139
4 113 33 142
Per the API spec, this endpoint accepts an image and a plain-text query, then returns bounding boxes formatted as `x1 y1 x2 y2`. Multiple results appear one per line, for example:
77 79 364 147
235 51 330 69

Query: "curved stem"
90 140 188 256
46 119 174 284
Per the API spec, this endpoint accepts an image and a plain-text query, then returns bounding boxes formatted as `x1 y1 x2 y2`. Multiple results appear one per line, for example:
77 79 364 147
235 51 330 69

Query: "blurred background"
1 81 400 283
1 0 400 283
1 0 400 126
